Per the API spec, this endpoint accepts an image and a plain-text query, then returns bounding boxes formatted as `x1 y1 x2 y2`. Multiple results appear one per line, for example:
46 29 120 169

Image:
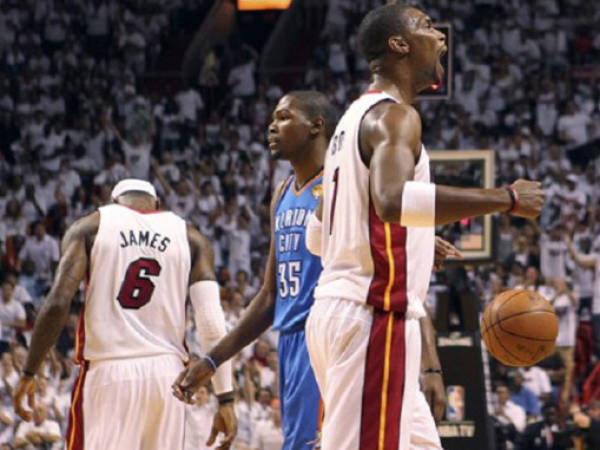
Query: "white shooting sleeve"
189 280 233 394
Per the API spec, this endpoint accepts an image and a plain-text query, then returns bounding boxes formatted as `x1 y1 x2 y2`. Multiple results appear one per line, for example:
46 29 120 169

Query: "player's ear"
310 117 325 137
388 35 409 56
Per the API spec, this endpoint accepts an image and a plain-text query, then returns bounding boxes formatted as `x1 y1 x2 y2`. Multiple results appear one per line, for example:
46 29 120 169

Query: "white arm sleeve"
189 280 233 395
305 212 322 256
399 181 436 227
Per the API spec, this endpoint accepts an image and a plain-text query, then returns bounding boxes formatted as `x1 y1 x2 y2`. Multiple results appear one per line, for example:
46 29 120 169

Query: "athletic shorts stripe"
359 310 406 449
74 288 86 364
366 194 407 312
66 363 88 450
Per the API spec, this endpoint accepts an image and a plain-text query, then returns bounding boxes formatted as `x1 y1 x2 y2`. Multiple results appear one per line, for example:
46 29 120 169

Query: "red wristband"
506 185 520 214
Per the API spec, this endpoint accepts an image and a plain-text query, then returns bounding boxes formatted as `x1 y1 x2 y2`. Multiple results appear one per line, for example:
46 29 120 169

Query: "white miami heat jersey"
314 91 434 318
78 204 191 362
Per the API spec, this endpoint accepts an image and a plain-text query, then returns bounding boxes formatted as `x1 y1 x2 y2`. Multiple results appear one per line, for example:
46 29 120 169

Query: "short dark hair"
357 3 412 62
286 90 337 139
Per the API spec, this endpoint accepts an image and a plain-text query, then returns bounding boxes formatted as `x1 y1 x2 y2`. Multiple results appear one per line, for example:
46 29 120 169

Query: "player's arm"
13 212 99 421
174 183 284 397
420 309 445 423
564 234 596 269
363 103 544 226
182 225 237 448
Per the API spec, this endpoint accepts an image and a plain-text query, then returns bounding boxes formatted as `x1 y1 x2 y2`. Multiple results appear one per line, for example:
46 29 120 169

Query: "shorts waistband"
277 322 307 335
88 353 182 369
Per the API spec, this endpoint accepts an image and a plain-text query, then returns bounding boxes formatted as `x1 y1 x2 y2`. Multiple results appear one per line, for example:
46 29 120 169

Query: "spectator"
3 200 27 239
176 87 204 124
106 115 152 181
494 383 526 437
548 277 578 407
517 404 568 450
520 366 552 406
565 234 600 359
227 45 258 98
509 370 541 418
17 222 59 294
250 403 284 450
557 100 593 146
13 403 61 449
0 279 26 345
184 385 216 450
0 352 18 403
4 273 31 306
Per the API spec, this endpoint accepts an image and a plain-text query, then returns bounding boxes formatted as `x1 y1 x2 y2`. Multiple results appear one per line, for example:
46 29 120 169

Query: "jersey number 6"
117 258 162 309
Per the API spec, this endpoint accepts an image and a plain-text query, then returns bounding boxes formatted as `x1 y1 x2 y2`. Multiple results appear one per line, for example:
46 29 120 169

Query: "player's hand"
422 373 446 424
172 358 215 404
433 237 463 271
13 375 36 422
207 403 237 449
510 180 545 219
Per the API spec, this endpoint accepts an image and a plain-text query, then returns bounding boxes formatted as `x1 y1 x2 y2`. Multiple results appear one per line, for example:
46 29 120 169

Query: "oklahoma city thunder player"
174 91 336 449
13 179 236 449
304 4 544 450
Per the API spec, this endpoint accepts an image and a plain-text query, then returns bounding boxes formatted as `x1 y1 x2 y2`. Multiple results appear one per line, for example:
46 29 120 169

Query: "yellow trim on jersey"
67 368 85 450
383 223 395 311
378 312 395 449
291 169 324 196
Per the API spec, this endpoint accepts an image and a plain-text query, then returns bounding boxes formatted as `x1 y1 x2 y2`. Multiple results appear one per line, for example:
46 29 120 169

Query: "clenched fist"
510 180 545 219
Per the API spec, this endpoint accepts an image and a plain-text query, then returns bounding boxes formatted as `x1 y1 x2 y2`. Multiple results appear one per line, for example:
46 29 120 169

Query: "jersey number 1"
117 258 162 309
330 167 339 234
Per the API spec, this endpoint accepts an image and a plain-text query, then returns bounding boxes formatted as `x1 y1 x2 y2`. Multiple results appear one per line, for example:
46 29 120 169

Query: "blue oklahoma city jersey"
273 171 323 332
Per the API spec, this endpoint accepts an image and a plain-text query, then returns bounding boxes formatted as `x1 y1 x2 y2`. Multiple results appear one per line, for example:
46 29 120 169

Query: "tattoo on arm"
23 214 97 375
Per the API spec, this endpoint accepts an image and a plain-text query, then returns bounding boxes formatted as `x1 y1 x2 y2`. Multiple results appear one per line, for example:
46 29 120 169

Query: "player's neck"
117 197 157 211
369 66 418 104
290 145 325 187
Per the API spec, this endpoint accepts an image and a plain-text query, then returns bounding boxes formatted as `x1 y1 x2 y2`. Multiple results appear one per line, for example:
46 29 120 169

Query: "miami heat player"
13 179 236 450
304 4 544 450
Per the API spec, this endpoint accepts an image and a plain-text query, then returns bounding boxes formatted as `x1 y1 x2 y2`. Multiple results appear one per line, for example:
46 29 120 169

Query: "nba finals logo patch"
312 185 323 198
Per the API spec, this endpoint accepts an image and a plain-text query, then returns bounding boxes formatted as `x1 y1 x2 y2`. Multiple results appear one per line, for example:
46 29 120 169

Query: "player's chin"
432 65 443 85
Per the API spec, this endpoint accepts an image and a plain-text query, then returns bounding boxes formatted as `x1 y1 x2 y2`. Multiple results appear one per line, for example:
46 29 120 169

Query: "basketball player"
12 179 236 449
173 91 335 449
173 91 457 447
303 4 545 450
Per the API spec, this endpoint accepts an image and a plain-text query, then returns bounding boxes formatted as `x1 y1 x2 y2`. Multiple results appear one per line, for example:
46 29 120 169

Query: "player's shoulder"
61 211 100 252
270 178 291 210
65 211 100 240
365 101 421 132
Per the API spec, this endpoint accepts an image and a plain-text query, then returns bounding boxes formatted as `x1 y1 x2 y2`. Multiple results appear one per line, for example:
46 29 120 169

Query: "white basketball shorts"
305 297 442 450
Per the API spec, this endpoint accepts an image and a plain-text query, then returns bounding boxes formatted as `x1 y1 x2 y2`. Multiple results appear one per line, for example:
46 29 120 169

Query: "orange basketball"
480 289 559 367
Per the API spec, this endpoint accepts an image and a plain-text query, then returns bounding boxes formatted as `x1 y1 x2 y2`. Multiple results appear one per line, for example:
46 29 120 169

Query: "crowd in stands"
1 0 600 448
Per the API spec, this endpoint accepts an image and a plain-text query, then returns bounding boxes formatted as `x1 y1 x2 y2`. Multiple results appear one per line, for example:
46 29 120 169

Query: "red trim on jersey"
363 90 383 95
359 310 406 449
66 362 88 450
366 196 408 312
121 205 168 214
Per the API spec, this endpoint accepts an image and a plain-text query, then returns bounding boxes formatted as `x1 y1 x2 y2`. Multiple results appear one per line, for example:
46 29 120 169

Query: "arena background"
1 0 600 448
